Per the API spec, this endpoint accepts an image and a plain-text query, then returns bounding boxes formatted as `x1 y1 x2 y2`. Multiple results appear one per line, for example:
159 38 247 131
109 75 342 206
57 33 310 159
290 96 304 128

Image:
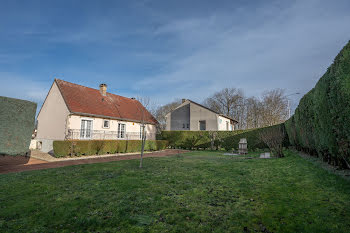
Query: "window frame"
103 120 110 129
199 120 206 131
80 118 94 140
117 123 126 139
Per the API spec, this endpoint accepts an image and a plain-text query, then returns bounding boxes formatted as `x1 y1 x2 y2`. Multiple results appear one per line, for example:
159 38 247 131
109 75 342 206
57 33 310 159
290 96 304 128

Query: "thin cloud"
135 0 350 104
0 0 349 109
0 73 50 104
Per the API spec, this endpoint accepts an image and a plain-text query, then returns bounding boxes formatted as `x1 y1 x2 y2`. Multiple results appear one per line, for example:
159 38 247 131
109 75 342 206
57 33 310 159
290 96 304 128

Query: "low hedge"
160 130 247 150
53 140 169 158
215 124 288 151
160 124 288 151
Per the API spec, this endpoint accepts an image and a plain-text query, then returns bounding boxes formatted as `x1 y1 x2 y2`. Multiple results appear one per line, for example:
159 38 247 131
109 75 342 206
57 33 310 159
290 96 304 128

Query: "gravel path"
0 149 187 174
30 150 163 162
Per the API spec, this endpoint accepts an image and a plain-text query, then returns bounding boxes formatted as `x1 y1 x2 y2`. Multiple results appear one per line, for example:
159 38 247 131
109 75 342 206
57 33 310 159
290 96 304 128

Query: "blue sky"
0 0 349 112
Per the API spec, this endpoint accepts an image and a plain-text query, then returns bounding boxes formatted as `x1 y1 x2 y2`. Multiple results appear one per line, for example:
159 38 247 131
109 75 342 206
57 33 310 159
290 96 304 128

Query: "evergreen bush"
0 96 37 156
284 41 350 168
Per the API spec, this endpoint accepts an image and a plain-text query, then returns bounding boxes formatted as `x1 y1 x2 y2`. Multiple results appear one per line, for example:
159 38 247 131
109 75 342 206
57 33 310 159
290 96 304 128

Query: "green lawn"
1 151 350 232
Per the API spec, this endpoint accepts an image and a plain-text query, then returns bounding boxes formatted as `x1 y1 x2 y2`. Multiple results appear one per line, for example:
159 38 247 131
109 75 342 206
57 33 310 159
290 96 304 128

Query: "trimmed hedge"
217 124 288 151
285 41 350 168
160 130 255 150
160 124 288 151
0 96 37 156
53 140 169 158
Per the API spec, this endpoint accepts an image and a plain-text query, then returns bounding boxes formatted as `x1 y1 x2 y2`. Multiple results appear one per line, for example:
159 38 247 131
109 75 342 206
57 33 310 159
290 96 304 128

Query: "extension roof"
177 99 238 123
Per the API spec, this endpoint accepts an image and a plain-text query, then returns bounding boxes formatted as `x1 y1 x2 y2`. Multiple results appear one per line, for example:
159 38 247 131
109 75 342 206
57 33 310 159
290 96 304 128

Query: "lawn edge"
294 149 350 182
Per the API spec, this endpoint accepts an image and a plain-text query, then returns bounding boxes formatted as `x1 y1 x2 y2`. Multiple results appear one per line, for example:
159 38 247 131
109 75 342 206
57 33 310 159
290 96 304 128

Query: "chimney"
99 84 107 96
182 99 186 103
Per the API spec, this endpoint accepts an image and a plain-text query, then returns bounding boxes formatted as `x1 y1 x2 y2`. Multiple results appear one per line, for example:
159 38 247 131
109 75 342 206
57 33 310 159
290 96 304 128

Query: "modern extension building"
165 99 237 131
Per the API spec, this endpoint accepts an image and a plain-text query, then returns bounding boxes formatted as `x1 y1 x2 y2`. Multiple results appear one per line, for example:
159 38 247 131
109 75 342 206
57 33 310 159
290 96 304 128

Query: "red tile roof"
55 79 158 125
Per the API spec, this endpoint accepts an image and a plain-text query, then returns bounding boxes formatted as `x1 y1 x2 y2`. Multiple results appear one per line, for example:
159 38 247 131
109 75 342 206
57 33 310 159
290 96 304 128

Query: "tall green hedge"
53 140 169 158
160 124 287 151
0 96 37 156
285 41 350 168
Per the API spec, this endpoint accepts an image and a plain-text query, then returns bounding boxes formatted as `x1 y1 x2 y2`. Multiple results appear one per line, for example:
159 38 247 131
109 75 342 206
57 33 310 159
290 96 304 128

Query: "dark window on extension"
199 120 206 131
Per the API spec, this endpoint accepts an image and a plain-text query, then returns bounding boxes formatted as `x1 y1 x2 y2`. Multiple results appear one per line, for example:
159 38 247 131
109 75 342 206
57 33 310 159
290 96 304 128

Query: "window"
118 123 126 138
103 120 110 128
183 123 185 128
199 120 206 131
187 123 189 128
80 119 93 139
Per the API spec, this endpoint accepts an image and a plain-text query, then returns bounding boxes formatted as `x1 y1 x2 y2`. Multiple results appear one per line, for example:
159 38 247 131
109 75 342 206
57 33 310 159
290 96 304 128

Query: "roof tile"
55 79 158 125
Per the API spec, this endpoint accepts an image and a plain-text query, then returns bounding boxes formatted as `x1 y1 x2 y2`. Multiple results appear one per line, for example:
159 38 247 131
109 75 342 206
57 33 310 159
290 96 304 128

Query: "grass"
1 150 350 232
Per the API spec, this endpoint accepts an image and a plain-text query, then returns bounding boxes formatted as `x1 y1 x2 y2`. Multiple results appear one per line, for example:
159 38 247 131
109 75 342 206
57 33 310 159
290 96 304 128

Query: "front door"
80 120 93 139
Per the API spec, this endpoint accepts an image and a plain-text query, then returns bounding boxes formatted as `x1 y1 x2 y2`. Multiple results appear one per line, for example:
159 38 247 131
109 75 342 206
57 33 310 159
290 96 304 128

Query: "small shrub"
53 141 71 158
75 141 93 155
145 140 156 151
155 140 168 150
259 126 286 157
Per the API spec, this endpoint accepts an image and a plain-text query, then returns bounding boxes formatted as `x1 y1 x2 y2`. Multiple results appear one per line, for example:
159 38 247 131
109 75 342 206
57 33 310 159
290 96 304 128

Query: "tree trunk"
139 125 146 168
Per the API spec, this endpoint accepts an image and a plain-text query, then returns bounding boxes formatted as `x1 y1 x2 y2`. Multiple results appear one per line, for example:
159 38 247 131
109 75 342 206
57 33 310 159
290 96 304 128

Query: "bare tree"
203 88 244 128
208 131 218 150
245 97 263 129
154 100 182 130
260 89 288 127
258 126 285 158
136 96 152 168
232 96 246 129
142 98 158 117
243 89 289 129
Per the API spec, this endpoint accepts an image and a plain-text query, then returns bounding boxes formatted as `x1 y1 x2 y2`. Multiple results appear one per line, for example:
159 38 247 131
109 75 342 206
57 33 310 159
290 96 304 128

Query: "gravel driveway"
0 149 187 174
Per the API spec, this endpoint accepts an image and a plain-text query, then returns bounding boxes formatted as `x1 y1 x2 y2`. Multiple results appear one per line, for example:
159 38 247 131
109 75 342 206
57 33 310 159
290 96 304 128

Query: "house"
165 99 237 131
35 79 158 152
